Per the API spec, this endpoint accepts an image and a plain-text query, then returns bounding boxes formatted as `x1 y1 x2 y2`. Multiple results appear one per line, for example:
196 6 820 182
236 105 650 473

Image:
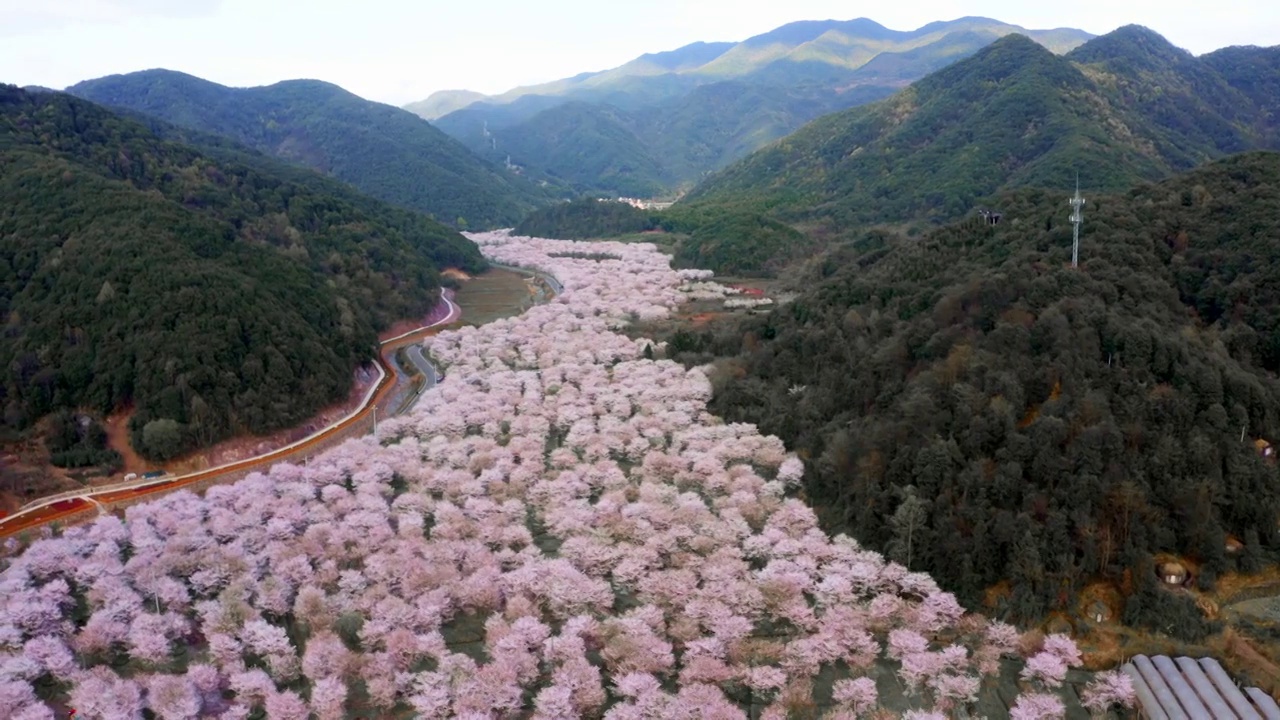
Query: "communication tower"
1068 174 1086 268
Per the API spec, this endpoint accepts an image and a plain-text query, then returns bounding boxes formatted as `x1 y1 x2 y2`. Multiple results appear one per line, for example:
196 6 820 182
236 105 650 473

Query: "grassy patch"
454 269 539 327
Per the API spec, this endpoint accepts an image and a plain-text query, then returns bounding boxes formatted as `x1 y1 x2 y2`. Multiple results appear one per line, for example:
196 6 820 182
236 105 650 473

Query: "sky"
2 0 1278 107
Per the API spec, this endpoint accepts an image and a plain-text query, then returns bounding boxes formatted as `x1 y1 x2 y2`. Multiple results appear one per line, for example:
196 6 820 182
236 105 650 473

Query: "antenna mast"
1068 173 1086 268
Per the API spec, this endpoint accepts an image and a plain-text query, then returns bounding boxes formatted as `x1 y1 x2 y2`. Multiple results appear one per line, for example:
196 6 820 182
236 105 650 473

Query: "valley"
3 7 1280 718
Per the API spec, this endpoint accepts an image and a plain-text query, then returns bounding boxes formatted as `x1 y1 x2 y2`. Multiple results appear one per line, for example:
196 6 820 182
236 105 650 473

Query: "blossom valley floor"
0 232 1136 718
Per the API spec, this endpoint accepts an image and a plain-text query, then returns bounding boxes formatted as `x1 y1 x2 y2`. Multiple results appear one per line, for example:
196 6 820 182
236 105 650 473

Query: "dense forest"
514 199 812 277
494 102 670 198
67 70 552 229
513 198 660 238
670 153 1280 635
0 85 486 460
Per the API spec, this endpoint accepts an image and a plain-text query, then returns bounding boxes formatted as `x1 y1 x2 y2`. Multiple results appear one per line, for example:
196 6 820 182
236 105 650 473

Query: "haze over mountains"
410 17 1095 197
66 70 551 229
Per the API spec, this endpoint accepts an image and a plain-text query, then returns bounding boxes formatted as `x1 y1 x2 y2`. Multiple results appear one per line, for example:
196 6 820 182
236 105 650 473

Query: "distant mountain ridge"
514 27 1280 277
67 70 550 228
413 16 1090 117
410 17 1093 197
683 28 1280 241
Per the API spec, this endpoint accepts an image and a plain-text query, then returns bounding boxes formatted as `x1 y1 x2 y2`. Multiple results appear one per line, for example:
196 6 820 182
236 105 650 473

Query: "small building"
1254 438 1275 462
1088 599 1111 624
1158 561 1189 586
1225 535 1244 555
978 209 1003 226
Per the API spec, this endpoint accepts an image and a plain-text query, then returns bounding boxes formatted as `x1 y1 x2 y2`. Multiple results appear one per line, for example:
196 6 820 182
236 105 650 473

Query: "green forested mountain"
496 103 669 198
0 85 486 460
423 17 1092 196
66 70 549 228
676 153 1280 634
437 82 890 198
685 29 1280 241
1201 44 1280 143
509 28 1280 278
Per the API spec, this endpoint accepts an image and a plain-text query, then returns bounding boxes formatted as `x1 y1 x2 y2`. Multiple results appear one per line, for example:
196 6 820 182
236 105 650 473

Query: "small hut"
1088 600 1111 624
978 209 1003 226
1158 561 1189 586
1254 438 1276 465
1225 535 1244 555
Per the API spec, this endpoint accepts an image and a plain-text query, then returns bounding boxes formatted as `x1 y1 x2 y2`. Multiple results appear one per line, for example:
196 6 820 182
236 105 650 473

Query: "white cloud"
0 0 222 35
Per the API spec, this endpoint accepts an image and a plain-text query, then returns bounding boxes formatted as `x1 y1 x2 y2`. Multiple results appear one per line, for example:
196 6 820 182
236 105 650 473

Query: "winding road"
0 290 466 538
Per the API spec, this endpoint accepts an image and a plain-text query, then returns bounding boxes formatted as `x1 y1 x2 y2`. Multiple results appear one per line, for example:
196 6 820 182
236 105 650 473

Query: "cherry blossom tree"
1009 692 1066 719
0 229 1091 717
1081 669 1137 717
832 676 878 716
144 673 201 719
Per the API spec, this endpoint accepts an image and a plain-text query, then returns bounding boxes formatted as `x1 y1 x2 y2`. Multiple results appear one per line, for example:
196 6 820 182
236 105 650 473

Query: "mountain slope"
693 152 1280 629
1202 44 1280 144
67 70 547 228
0 85 485 461
495 102 668 197
1066 25 1262 158
417 17 1092 195
685 30 1280 233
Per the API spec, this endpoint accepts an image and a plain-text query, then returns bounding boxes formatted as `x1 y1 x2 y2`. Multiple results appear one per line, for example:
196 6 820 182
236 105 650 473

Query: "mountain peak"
67 68 214 91
68 70 547 227
264 78 358 98
986 31 1049 50
1067 24 1191 67
917 31 1069 92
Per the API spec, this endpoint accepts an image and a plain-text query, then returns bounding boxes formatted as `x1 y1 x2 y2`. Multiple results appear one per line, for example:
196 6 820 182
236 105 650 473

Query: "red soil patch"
104 408 149 476
442 267 473 281
688 312 725 328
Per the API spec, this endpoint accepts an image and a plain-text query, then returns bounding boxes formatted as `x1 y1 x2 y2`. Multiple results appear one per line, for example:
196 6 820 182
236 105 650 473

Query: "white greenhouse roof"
1122 654 1280 719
